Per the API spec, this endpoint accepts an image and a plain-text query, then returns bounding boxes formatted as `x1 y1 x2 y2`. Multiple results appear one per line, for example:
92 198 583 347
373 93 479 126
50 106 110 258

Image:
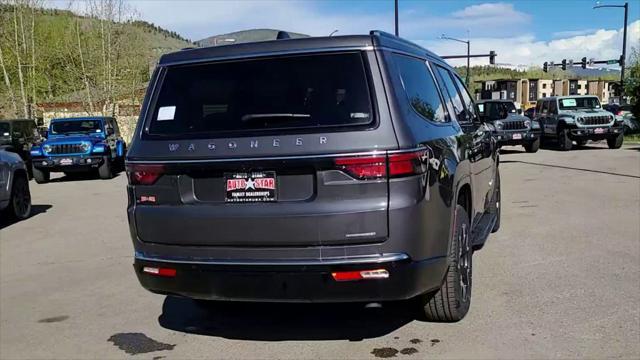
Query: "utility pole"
593 1 628 104
394 0 399 36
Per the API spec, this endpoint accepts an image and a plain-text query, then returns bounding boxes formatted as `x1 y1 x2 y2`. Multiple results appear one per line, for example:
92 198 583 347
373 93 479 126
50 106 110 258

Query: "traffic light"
581 57 587 69
489 51 496 65
543 62 548 73
561 59 567 71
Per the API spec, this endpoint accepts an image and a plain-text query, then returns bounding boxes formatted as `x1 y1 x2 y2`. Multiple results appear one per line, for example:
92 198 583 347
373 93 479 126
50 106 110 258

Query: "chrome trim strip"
134 251 409 266
126 146 425 165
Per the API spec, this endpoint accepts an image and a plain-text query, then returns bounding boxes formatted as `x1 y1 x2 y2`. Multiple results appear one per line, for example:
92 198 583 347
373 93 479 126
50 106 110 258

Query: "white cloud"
552 29 599 38
452 2 530 22
416 20 640 68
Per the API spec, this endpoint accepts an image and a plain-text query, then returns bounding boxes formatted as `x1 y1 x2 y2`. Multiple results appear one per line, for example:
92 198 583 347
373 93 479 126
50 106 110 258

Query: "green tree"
624 47 639 118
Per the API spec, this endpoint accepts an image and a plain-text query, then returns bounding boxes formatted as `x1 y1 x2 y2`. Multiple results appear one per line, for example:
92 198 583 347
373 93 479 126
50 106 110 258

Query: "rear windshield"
559 97 601 110
146 52 374 138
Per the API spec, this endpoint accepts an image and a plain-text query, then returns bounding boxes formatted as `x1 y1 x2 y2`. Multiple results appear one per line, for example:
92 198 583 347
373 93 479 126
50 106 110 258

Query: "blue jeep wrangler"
30 116 126 183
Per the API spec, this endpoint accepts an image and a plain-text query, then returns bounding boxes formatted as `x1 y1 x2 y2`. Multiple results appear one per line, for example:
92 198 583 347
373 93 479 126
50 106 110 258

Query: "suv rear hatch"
128 51 404 247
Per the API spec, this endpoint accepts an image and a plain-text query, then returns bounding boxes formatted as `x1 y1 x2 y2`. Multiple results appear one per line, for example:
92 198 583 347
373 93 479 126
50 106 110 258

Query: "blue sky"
54 0 640 68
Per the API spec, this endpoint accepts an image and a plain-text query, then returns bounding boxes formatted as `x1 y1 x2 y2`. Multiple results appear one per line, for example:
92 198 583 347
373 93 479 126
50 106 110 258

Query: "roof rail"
181 47 196 51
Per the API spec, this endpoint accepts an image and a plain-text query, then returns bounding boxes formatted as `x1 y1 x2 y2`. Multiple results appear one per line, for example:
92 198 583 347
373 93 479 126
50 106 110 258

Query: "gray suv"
536 95 624 150
126 31 500 322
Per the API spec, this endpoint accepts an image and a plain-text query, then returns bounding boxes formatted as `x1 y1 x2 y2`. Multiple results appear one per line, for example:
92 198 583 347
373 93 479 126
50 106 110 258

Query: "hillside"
454 65 621 93
0 4 193 118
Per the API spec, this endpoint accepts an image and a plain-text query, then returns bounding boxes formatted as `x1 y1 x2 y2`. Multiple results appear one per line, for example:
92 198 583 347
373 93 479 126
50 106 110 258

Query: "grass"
624 134 640 144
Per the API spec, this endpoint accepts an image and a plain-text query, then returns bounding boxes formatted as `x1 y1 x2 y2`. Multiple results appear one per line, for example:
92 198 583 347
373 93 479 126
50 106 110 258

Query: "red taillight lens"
142 266 176 277
334 151 428 180
334 155 387 180
388 151 427 177
127 164 164 185
331 269 389 282
616 110 622 116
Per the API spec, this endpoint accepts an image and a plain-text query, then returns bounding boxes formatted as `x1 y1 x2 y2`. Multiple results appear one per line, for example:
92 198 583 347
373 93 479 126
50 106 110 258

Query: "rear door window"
146 52 374 139
393 54 447 123
433 65 469 124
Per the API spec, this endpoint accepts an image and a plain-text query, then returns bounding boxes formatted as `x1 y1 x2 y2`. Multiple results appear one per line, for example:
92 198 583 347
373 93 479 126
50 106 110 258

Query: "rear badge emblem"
187 143 196 152
207 143 216 150
168 144 179 152
140 195 157 203
228 141 237 149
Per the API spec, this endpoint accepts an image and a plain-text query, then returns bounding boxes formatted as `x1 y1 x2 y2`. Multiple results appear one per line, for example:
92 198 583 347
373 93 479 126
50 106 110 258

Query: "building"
476 78 615 107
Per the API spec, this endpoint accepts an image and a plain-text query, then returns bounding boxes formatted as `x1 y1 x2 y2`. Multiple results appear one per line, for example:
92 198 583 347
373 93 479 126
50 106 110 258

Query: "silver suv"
0 149 31 220
535 95 624 150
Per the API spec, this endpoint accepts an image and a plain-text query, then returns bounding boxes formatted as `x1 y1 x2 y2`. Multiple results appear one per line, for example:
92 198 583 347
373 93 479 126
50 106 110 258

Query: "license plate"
512 133 522 140
594 128 604 134
225 171 277 203
60 158 73 166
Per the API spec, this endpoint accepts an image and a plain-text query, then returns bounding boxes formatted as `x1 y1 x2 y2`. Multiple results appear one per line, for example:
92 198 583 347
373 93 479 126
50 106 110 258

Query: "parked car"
126 30 501 322
477 99 541 153
0 119 40 168
0 149 31 220
29 116 126 183
535 96 623 150
604 104 638 134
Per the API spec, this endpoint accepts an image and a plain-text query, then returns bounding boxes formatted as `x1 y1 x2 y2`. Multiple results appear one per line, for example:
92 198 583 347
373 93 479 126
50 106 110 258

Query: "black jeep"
0 119 40 167
126 31 500 322
477 100 541 153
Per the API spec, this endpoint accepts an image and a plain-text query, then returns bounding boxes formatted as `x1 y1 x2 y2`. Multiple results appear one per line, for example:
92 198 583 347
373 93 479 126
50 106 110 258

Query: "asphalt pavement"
1 143 639 359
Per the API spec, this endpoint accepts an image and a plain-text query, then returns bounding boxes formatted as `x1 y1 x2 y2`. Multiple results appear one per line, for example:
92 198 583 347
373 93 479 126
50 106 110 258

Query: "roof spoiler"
276 31 291 40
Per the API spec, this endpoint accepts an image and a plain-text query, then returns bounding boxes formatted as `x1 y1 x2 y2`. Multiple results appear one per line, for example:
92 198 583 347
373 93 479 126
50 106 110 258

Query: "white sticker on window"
561 99 577 107
157 106 176 121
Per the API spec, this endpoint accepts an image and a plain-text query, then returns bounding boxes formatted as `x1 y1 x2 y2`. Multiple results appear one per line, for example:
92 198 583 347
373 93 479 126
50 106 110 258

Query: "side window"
393 54 447 123
535 101 542 114
451 74 479 121
548 100 557 115
541 101 549 115
434 65 468 123
477 103 485 115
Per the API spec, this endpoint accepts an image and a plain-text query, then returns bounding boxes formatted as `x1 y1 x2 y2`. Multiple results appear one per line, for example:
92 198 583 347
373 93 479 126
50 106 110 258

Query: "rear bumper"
134 254 447 303
32 155 104 172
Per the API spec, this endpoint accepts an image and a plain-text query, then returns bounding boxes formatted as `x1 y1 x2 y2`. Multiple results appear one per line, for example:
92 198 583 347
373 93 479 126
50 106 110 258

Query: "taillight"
388 151 428 177
616 110 622 116
334 155 386 179
334 150 427 180
126 164 164 185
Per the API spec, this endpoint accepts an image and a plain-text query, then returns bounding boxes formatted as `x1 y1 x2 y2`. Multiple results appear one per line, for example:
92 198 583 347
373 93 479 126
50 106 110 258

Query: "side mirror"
106 127 114 136
517 109 523 114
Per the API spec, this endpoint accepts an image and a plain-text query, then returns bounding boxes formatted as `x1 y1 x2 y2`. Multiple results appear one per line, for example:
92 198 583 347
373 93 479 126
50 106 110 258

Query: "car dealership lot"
1 143 639 359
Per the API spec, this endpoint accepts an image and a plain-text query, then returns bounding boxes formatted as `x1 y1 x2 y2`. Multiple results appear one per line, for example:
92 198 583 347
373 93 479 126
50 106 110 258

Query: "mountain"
567 67 621 78
0 5 193 118
196 29 309 47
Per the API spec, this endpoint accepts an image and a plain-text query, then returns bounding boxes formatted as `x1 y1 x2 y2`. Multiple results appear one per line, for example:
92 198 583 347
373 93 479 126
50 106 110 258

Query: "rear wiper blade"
241 113 311 122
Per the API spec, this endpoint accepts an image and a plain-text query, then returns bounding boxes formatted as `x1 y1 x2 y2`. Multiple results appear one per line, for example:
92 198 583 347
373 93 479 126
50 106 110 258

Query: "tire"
557 128 573 151
8 172 31 220
575 140 587 147
607 133 623 149
523 138 540 153
419 205 472 322
98 157 113 179
491 168 501 233
32 166 50 184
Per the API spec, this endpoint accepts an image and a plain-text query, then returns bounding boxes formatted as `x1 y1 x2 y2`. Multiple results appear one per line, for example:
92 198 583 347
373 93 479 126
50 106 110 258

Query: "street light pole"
441 34 471 87
593 1 628 104
394 0 399 36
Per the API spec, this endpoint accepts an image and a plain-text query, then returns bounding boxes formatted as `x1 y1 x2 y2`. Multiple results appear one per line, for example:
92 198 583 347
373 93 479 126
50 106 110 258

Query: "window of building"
542 83 547 89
